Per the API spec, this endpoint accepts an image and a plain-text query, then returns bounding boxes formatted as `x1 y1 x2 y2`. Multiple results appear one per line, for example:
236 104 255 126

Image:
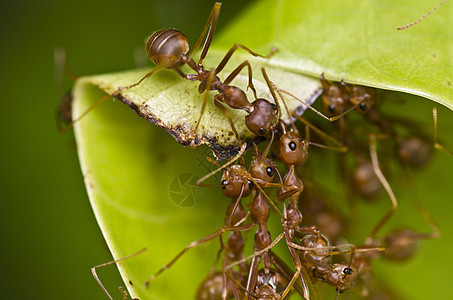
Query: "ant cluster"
57 2 451 300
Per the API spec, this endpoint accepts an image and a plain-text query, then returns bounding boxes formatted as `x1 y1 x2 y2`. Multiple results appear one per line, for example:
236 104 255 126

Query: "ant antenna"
397 0 448 30
367 134 398 240
433 107 453 156
91 248 147 300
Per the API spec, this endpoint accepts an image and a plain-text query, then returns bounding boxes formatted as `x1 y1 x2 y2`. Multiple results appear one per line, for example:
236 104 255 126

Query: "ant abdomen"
245 99 278 136
384 229 420 261
145 29 189 68
397 136 432 168
352 158 383 199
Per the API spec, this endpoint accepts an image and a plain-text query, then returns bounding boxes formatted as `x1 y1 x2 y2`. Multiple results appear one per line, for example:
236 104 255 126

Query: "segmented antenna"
397 0 447 30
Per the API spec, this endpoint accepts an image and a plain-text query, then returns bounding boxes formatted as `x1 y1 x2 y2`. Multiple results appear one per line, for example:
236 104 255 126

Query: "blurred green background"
0 0 255 299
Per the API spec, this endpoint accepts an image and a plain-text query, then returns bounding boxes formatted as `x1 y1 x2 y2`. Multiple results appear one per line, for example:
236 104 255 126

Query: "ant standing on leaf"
63 2 278 143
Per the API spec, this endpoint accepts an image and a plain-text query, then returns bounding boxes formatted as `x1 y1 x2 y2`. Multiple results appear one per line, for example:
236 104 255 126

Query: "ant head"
279 131 309 166
326 263 358 292
321 84 348 117
397 136 432 168
350 86 375 114
384 229 419 261
145 29 189 68
250 156 277 183
245 99 278 137
221 165 253 198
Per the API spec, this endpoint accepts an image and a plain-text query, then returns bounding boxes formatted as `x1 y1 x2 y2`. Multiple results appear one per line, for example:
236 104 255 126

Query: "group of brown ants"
58 1 451 300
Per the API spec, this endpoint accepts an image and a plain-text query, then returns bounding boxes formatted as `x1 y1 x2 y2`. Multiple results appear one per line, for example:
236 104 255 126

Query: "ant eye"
289 141 297 151
221 180 227 189
343 267 353 275
266 167 274 177
271 103 277 111
258 128 266 135
328 104 336 114
248 180 253 189
359 102 368 111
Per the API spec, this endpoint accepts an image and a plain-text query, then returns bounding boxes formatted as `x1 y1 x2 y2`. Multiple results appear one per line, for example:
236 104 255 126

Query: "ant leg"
276 86 366 122
268 251 306 297
194 71 215 136
59 93 113 134
411 195 441 239
226 233 284 270
223 60 258 99
144 223 255 287
118 66 163 92
397 0 447 30
91 248 146 300
191 3 222 62
294 115 348 152
213 99 242 144
245 255 260 300
215 44 276 76
280 235 311 300
367 134 398 240
433 107 453 156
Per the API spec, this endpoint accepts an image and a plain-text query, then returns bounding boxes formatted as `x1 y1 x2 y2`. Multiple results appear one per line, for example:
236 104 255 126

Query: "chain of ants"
57 2 451 299
144 72 444 300
98 72 446 300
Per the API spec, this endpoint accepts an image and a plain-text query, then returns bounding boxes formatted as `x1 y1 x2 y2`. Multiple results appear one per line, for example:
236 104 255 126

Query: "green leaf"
72 0 453 299
84 53 321 159
213 0 453 110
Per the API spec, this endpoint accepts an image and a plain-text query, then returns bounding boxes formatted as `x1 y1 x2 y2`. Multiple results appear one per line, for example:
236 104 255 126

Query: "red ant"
64 2 278 144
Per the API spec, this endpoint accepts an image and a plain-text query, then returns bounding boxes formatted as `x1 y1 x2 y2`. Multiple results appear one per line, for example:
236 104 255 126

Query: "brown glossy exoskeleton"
120 2 278 140
319 74 375 118
290 233 386 298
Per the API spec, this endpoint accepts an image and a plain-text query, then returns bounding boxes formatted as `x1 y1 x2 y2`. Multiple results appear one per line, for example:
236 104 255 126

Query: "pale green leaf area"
87 52 321 159
72 0 453 299
213 0 453 109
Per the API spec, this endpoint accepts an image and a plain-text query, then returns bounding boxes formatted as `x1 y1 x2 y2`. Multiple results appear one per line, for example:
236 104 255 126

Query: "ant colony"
65 2 452 300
